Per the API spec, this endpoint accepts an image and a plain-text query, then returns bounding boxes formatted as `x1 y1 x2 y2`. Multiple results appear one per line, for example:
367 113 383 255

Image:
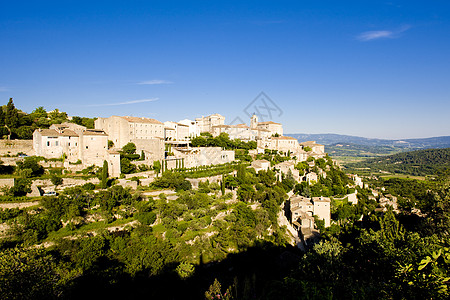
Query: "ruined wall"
0 140 34 156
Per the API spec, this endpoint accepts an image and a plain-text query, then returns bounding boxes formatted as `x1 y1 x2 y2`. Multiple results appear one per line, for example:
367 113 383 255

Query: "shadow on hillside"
65 242 302 300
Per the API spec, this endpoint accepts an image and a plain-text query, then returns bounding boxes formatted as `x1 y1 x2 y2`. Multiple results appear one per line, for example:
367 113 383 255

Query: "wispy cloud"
0 87 9 92
137 80 173 85
357 25 411 41
87 98 158 107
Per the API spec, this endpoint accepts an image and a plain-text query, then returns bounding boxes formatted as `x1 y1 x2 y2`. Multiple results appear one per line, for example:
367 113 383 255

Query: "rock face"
0 140 34 156
27 185 43 197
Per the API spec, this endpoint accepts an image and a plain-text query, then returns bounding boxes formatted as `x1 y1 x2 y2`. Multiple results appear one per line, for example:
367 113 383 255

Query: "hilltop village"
1 107 364 245
1 101 445 299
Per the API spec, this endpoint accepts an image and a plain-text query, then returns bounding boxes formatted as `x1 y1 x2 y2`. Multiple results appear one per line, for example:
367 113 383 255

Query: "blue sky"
1 0 449 139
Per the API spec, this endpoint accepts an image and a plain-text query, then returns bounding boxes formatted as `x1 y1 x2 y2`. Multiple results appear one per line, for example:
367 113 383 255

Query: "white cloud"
0 87 9 92
357 25 411 41
357 30 394 41
137 80 173 85
88 98 158 107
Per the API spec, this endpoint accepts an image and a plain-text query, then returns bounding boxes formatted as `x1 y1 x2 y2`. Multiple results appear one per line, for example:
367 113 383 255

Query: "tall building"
195 113 225 134
95 116 164 148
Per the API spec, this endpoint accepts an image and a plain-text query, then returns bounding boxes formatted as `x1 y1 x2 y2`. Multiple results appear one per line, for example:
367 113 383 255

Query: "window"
55 141 59 146
47 141 50 146
86 146 88 149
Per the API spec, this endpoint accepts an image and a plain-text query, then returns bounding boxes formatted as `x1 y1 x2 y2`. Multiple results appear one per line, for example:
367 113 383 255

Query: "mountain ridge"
285 133 450 149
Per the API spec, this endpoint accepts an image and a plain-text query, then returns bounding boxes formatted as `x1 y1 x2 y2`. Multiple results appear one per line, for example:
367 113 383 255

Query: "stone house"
290 195 331 228
195 113 225 134
33 124 121 177
95 116 164 148
164 121 189 141
299 141 325 154
274 160 300 181
251 159 271 173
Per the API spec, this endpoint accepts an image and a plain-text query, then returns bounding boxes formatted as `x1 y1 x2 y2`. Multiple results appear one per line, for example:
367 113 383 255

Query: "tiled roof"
272 136 297 140
60 129 78 137
258 121 281 125
300 141 324 147
121 116 163 125
36 128 79 137
37 129 60 137
83 129 107 136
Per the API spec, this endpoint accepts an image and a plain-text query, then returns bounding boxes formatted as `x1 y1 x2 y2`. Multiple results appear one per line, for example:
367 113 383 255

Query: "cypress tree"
101 160 108 189
221 173 225 196
5 98 19 129
0 105 4 126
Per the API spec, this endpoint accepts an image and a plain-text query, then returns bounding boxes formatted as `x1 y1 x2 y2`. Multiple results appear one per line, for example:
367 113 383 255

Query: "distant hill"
325 143 403 157
346 148 450 176
286 133 450 149
286 133 450 158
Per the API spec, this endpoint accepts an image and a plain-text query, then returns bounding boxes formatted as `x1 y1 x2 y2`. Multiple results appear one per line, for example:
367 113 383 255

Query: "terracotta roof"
107 150 120 155
233 124 249 128
213 125 231 128
258 121 281 125
83 129 107 136
164 127 176 130
253 159 270 164
300 141 324 147
272 136 297 140
275 161 295 167
60 129 78 137
312 196 331 202
121 116 163 125
37 129 60 137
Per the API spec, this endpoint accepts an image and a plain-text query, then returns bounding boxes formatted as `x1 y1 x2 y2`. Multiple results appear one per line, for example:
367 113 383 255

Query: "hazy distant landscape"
288 133 450 158
1 1 450 299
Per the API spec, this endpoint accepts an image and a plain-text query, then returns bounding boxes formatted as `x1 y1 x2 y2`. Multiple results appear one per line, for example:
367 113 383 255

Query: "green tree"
122 142 136 155
5 98 19 137
0 248 67 299
50 174 63 188
120 157 136 174
101 160 108 189
16 157 44 177
153 160 161 174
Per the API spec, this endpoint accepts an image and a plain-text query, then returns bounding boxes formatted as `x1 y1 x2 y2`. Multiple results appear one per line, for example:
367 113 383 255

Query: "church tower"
250 114 258 129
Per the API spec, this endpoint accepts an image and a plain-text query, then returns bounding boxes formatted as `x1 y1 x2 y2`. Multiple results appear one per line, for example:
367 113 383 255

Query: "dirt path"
0 201 39 209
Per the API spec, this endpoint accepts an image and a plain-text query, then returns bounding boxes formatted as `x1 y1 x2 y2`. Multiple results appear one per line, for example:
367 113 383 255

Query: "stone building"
251 159 271 173
299 141 325 155
33 124 121 177
195 113 225 134
178 119 199 137
171 146 235 169
290 195 331 228
164 121 190 141
95 116 164 148
258 136 300 154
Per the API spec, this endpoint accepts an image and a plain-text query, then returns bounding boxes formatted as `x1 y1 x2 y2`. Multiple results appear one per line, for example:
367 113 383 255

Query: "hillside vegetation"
346 148 450 176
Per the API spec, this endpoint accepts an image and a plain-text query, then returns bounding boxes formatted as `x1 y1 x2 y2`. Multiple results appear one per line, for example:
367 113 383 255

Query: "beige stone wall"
0 178 15 193
95 116 129 148
107 152 121 177
33 131 79 161
132 139 165 162
79 133 108 167
0 140 34 156
312 197 331 227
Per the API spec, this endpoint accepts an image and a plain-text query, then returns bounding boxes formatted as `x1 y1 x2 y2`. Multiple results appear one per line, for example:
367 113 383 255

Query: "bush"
136 211 157 225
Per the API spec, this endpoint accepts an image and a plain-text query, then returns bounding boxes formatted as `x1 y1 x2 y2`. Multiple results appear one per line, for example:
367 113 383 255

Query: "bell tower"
250 114 258 129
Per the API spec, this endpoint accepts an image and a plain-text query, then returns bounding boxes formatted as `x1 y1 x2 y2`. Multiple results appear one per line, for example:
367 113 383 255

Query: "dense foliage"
191 132 257 150
0 99 95 139
348 147 450 176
